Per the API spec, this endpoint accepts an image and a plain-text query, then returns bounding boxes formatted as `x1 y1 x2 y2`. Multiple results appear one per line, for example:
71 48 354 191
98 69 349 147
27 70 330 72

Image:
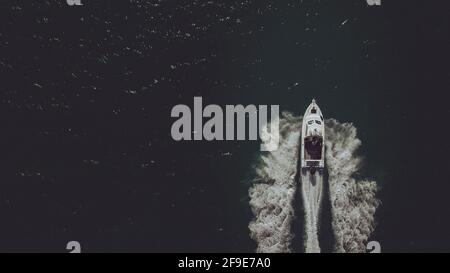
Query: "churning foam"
248 112 379 253
325 118 380 253
248 113 301 252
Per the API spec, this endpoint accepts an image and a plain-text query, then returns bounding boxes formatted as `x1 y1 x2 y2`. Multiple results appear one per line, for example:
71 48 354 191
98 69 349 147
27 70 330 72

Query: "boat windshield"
304 135 323 160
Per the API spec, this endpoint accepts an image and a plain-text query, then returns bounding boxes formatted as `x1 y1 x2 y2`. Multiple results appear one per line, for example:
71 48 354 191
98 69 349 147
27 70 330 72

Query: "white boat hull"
301 99 325 175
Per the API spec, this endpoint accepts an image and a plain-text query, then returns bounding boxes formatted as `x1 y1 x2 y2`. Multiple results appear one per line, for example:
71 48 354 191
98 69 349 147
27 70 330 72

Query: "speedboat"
301 99 325 175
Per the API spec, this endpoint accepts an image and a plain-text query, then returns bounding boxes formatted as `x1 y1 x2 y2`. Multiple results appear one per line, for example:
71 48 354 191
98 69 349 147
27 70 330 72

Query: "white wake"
248 113 301 253
248 112 379 253
325 119 380 253
301 172 323 253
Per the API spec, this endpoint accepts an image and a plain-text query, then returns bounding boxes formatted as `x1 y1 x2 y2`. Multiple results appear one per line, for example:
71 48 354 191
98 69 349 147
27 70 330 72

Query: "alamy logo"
170 97 279 151
366 0 381 6
66 241 81 253
66 0 83 6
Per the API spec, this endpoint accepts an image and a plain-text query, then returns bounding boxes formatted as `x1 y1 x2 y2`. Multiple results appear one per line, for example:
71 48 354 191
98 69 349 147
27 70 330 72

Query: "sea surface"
0 0 448 252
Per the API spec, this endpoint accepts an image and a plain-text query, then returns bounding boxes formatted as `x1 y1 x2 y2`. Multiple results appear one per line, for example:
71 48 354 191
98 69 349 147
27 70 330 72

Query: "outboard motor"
310 166 316 175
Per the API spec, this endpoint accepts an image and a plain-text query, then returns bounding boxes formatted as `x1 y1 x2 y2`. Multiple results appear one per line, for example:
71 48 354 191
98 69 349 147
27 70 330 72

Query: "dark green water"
0 0 448 252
